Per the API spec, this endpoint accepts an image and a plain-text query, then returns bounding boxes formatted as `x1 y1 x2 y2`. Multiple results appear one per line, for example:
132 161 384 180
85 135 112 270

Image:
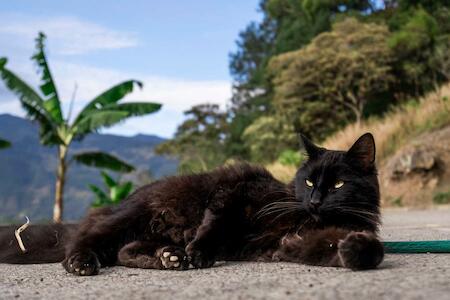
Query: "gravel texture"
1 208 450 300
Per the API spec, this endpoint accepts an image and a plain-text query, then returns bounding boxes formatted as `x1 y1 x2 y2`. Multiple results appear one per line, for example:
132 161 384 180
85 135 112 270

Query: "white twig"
15 216 30 253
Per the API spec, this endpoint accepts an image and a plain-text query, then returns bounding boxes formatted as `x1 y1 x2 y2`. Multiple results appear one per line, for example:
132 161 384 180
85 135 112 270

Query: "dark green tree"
156 104 228 173
269 18 393 137
228 0 381 156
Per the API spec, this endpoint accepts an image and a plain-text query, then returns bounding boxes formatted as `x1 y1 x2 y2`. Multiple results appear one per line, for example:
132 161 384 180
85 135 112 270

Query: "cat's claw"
157 246 189 270
338 231 384 270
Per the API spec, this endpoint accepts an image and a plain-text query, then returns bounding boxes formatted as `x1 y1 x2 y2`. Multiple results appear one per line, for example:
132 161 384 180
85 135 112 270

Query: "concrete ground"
1 208 450 300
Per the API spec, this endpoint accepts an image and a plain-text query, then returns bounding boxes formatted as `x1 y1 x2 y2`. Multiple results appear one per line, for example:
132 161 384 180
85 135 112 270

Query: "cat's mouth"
309 212 321 222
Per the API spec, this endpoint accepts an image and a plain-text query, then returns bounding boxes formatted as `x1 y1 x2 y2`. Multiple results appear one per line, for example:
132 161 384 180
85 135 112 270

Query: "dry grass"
267 84 450 182
266 162 297 183
323 84 450 162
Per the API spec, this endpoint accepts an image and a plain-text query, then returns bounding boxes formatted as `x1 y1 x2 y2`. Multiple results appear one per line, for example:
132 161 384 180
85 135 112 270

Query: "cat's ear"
299 134 325 159
346 133 376 170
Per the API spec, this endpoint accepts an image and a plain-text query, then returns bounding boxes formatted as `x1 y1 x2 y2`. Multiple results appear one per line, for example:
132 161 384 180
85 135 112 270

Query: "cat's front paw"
157 246 189 270
63 251 100 276
185 243 215 269
338 231 384 270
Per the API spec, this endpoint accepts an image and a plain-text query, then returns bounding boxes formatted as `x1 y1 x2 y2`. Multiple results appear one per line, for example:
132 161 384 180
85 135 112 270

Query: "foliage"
242 116 297 163
72 152 135 173
433 190 450 205
156 104 228 173
227 0 379 161
89 171 133 207
388 8 440 97
278 149 304 166
0 138 11 149
269 18 393 137
162 1 450 173
0 32 161 221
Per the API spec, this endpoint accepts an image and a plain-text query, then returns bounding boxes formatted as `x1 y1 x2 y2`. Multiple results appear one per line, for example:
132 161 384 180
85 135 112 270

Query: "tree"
388 8 440 97
242 116 297 163
0 138 11 149
156 104 228 173
0 33 161 222
269 18 393 137
228 0 380 156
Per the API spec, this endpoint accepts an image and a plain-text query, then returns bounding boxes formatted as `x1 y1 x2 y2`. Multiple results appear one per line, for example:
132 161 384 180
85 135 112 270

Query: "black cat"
0 133 384 275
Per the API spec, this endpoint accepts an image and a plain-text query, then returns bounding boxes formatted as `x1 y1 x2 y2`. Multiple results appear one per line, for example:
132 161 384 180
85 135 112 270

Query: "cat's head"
294 133 380 230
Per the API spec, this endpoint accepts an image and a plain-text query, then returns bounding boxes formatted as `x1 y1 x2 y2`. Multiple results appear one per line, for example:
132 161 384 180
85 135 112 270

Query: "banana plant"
0 138 11 149
0 32 161 222
89 171 133 207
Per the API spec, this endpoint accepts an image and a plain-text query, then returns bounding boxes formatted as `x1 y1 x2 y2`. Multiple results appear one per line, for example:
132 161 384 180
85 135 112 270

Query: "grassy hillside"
268 84 450 189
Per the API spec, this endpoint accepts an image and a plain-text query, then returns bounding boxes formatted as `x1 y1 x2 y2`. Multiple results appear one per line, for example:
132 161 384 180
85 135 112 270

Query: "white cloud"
0 13 138 55
0 61 232 137
0 13 232 137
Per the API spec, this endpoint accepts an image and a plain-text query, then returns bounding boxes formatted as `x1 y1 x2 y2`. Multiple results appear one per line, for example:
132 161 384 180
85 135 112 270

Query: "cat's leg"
185 208 223 268
63 205 143 276
274 228 384 270
118 241 189 270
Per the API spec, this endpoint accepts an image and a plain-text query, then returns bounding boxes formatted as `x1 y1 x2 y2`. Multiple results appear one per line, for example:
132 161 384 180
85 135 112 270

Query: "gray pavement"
1 208 450 300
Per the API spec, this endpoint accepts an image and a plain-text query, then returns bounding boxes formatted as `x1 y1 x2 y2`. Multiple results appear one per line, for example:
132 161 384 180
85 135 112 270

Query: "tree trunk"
53 145 68 223
355 110 362 127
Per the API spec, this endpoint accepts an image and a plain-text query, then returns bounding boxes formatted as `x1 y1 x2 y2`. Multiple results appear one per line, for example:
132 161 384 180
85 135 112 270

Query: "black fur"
0 133 384 275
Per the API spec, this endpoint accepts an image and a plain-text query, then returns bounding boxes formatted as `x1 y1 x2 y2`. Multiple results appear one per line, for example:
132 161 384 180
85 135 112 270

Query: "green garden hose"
383 240 450 253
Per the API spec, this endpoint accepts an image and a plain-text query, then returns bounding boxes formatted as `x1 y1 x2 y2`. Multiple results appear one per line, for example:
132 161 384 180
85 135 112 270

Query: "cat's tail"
0 220 77 264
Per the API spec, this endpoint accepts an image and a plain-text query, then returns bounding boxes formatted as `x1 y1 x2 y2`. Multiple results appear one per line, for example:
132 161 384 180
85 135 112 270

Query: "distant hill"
0 114 178 222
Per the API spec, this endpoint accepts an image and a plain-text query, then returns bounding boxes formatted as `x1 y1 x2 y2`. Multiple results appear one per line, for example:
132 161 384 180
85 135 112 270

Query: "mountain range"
0 114 178 222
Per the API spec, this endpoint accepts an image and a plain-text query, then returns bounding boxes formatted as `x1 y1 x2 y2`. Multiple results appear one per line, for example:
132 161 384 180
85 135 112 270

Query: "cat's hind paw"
157 246 189 270
338 231 384 270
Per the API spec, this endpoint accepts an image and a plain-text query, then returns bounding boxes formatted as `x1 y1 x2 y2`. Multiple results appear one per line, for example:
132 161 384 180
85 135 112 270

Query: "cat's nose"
309 199 321 211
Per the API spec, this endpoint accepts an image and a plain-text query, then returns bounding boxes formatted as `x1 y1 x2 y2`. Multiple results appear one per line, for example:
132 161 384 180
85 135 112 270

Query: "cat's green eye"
305 179 314 187
334 180 344 189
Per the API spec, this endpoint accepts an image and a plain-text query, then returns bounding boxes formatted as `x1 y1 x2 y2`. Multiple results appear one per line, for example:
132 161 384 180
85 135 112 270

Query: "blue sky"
0 0 261 137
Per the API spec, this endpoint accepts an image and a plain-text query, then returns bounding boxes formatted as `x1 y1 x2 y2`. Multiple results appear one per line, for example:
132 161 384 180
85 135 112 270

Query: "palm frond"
0 138 11 149
31 32 63 123
101 171 117 188
102 102 162 116
74 80 143 123
72 151 135 173
0 58 61 144
114 182 133 202
72 110 129 136
88 184 110 207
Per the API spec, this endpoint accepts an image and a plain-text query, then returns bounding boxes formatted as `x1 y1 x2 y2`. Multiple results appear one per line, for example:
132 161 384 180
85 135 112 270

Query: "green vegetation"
89 172 133 207
278 150 304 167
0 138 10 149
433 190 450 205
269 18 393 137
391 197 404 207
158 0 450 173
0 32 162 222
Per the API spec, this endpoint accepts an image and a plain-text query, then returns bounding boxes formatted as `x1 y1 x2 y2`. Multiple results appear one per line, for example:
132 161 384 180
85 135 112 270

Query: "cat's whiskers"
270 208 302 223
256 201 300 218
260 190 295 201
331 207 379 225
256 202 303 220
